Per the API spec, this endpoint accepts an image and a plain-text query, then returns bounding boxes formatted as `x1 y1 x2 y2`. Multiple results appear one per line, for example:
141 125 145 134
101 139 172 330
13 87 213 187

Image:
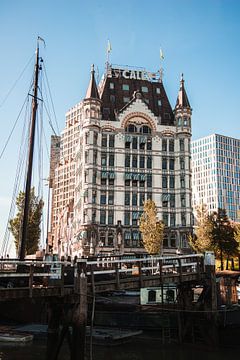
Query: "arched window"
126 124 137 133
141 125 152 134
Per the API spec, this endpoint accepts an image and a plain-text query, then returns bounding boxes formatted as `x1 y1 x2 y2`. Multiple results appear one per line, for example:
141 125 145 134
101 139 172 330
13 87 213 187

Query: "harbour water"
0 334 239 360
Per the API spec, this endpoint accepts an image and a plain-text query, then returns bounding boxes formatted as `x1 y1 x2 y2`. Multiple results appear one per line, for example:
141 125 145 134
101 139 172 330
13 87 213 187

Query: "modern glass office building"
192 134 240 221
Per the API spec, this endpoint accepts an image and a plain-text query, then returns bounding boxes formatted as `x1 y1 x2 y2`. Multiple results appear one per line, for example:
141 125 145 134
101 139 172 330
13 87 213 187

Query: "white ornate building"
49 63 193 258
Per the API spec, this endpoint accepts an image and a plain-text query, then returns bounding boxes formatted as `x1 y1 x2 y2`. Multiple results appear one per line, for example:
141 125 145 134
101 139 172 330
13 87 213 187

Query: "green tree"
9 188 44 255
139 199 164 254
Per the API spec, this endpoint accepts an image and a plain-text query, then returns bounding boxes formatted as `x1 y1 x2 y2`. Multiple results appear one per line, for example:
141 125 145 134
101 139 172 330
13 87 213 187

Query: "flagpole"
159 47 164 82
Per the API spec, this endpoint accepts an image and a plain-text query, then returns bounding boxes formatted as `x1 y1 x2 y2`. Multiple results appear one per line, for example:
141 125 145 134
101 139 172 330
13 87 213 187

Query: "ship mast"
18 42 41 260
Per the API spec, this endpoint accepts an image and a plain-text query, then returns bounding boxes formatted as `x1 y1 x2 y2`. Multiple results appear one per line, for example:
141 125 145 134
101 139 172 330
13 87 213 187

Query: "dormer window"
122 84 129 91
141 86 148 93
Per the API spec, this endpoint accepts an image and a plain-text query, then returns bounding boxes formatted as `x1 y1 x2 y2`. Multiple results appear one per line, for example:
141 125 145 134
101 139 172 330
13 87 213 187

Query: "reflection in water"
0 335 239 360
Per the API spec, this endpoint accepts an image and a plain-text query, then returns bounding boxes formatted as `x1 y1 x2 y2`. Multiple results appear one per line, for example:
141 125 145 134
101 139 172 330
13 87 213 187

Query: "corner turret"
85 64 100 100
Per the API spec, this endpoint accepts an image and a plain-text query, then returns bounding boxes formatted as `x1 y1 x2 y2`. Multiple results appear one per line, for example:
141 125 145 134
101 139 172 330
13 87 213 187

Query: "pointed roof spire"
175 73 191 109
85 64 100 100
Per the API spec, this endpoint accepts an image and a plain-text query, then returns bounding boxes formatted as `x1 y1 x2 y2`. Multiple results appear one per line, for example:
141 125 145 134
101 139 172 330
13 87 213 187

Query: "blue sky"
0 0 240 255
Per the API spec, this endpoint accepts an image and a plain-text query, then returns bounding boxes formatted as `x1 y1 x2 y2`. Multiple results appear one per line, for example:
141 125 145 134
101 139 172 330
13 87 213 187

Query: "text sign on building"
107 67 160 82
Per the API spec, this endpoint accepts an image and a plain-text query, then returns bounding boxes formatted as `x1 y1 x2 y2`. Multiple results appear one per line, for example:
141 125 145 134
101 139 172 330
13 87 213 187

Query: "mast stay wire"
0 96 31 256
42 63 60 135
0 54 35 108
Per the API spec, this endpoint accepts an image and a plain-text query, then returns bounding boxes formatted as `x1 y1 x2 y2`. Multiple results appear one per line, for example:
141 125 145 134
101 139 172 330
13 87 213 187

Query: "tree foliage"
139 199 164 254
9 188 44 255
190 206 239 267
189 204 213 253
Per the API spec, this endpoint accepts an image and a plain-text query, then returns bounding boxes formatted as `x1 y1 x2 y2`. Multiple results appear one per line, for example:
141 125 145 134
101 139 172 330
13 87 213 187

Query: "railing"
0 254 204 296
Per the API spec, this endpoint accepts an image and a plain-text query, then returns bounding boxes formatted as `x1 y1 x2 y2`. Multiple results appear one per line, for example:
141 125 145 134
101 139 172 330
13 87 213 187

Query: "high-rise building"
192 134 240 221
49 63 193 258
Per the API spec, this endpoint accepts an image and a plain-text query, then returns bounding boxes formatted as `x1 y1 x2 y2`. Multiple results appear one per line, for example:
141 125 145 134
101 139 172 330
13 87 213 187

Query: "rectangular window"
108 210 114 225
170 194 175 208
147 139 152 150
93 132 98 145
101 134 107 147
125 141 130 149
141 86 148 93
140 180 145 187
92 190 96 204
157 99 162 106
180 176 185 188
162 176 167 188
109 82 114 89
132 179 138 187
125 192 130 206
100 191 106 205
140 156 145 168
85 151 88 164
109 154 115 166
109 178 114 186
180 157 185 170
93 150 97 165
180 139 185 151
132 137 138 149
170 235 176 247
101 153 107 166
163 213 169 226
109 134 115 148
147 156 152 169
108 190 114 205
139 193 145 206
156 88 160 94
100 210 106 224
147 192 152 200
162 193 168 207
124 211 130 225
92 210 96 223
122 84 129 91
170 176 175 189
181 193 186 207
125 179 130 186
147 174 152 188
162 158 167 170
162 139 167 151
169 139 174 152
132 155 138 168
170 214 175 227
101 178 106 186
169 158 175 170
132 192 138 206
92 170 97 184
123 97 130 103
181 213 186 226
125 155 130 167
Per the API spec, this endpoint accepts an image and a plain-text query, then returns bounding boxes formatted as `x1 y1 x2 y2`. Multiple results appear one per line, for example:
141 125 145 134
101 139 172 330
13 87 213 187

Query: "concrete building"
49 63 193 258
192 134 240 221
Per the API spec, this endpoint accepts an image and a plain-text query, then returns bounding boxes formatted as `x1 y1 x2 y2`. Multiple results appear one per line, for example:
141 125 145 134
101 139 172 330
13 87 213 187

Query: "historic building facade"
49 63 193 258
192 134 240 221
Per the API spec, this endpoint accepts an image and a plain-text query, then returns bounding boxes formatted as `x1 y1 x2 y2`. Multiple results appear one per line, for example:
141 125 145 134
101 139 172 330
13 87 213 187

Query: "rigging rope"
0 54 34 108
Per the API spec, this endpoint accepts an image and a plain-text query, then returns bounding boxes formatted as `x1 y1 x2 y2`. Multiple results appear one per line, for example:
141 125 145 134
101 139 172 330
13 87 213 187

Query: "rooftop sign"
107 66 160 82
